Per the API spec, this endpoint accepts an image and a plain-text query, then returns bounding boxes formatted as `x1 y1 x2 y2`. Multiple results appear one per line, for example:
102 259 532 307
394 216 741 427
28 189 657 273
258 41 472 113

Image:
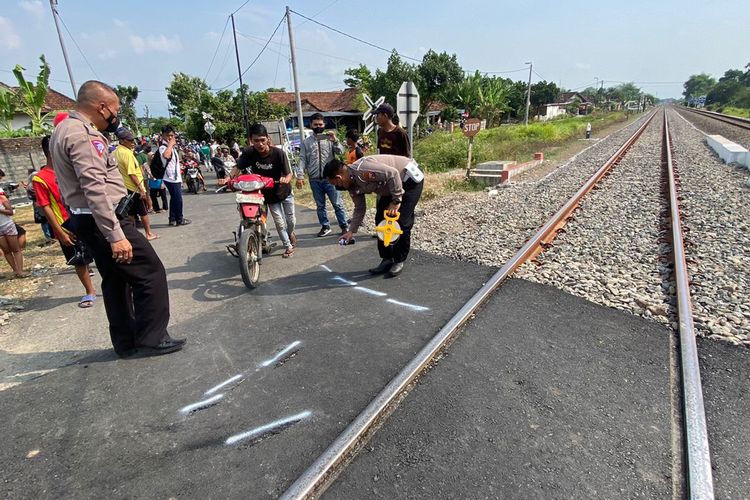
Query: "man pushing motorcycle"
235 123 296 257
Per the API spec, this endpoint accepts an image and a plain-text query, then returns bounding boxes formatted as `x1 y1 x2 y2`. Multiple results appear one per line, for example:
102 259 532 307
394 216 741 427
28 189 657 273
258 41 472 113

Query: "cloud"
0 17 21 49
575 62 592 70
18 0 44 18
98 49 118 61
113 18 127 28
204 31 220 40
129 34 182 54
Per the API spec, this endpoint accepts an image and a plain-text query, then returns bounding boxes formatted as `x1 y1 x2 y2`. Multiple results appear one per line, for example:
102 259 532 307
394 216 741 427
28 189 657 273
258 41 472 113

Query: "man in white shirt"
158 125 191 226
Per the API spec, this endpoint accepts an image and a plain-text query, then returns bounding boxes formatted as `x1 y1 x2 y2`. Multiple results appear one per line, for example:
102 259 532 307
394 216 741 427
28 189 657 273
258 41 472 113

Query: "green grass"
721 106 750 119
414 112 629 173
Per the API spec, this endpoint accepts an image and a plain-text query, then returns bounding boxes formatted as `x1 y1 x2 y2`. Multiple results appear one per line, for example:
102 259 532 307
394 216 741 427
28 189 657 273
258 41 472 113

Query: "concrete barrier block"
706 134 750 167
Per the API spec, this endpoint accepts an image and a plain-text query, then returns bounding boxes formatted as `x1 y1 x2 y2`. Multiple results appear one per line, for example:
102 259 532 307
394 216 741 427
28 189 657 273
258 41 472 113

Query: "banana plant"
12 55 52 135
0 86 18 133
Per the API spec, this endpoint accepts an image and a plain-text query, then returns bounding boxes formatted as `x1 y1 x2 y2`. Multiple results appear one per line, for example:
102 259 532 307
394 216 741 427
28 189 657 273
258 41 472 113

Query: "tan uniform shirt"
347 154 418 234
50 110 127 243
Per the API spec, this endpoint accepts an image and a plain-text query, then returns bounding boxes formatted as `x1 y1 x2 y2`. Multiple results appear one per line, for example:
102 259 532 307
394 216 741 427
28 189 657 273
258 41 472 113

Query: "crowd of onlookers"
0 125 247 303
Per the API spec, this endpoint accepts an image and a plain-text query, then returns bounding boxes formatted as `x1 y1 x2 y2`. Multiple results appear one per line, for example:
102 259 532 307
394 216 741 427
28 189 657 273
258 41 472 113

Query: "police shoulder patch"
362 171 377 182
91 139 105 157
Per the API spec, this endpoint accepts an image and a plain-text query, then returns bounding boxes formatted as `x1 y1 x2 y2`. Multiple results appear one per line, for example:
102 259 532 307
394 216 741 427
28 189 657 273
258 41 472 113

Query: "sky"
1 0 748 116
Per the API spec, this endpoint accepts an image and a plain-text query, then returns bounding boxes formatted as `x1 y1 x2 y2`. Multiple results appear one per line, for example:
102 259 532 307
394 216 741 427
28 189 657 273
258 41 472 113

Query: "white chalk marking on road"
386 298 430 312
204 374 244 396
331 275 357 286
179 394 224 415
320 265 333 273
225 411 312 446
354 286 387 297
260 340 302 368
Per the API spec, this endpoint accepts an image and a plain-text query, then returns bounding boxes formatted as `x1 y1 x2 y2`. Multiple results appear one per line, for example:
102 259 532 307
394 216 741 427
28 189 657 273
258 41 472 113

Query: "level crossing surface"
1 190 748 499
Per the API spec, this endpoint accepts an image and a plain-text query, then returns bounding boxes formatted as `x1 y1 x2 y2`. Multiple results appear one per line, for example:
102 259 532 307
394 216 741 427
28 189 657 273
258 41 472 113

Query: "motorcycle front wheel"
238 228 261 289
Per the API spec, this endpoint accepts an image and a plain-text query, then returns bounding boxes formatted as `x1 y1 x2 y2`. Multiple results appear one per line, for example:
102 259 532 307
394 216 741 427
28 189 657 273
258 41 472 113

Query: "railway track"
679 106 750 131
281 108 713 499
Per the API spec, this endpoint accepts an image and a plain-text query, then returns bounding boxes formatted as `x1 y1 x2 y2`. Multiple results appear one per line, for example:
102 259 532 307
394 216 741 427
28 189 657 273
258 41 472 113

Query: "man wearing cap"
324 154 424 277
114 127 158 240
50 80 184 358
374 103 411 158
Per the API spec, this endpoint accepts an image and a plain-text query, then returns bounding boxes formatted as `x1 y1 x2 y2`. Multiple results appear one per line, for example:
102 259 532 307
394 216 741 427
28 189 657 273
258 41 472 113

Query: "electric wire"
289 9 422 63
209 37 235 88
212 14 286 90
203 17 231 81
56 12 100 80
297 0 341 26
273 21 286 88
236 30 361 65
230 0 252 16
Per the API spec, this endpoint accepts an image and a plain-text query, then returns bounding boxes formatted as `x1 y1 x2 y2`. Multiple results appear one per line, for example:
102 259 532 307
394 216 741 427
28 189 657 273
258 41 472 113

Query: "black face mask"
312 126 325 135
103 112 120 134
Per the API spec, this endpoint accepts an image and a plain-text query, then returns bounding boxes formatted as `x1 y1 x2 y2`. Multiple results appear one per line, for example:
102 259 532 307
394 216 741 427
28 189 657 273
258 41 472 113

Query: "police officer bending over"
50 81 185 358
324 154 424 277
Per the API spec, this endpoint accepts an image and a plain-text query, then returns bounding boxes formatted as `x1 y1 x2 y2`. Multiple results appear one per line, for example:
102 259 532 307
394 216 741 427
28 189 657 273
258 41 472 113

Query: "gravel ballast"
414 108 749 347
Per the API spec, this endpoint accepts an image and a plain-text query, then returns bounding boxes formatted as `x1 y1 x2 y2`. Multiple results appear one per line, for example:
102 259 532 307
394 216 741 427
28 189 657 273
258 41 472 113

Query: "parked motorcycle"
225 173 274 289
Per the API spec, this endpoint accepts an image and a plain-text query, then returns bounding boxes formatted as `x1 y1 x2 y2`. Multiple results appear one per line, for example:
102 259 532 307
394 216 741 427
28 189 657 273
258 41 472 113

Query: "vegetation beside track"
414 112 629 174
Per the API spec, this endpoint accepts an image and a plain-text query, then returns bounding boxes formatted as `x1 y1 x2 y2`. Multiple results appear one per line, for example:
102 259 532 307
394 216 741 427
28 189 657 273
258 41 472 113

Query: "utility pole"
231 13 249 137
144 105 150 135
524 61 532 126
286 7 306 137
49 0 76 97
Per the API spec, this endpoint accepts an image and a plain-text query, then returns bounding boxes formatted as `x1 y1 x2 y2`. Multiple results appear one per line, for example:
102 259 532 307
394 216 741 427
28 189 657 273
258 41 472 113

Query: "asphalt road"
2 184 748 499
0 187 495 499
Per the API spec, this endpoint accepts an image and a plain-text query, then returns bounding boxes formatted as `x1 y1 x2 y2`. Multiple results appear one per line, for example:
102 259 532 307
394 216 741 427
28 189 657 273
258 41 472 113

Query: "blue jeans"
309 178 347 229
164 180 184 223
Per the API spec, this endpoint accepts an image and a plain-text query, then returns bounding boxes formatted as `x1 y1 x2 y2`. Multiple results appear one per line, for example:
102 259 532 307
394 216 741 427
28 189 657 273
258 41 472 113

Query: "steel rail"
663 109 714 499
680 106 750 131
281 110 659 499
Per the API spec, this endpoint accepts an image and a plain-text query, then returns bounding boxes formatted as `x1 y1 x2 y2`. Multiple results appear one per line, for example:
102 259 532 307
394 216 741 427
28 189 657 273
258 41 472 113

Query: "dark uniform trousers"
67 215 170 353
375 178 424 263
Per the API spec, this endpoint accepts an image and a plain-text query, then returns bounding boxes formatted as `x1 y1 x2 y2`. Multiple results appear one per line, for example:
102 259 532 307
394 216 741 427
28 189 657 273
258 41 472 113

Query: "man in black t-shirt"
374 103 411 158
236 124 296 257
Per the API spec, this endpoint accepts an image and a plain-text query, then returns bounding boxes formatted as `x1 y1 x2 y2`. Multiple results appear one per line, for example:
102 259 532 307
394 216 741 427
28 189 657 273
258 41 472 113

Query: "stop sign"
463 118 481 138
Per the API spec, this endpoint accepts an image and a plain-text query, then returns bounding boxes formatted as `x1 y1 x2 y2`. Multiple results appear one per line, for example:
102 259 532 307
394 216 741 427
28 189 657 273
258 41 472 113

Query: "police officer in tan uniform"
324 154 424 277
50 81 185 358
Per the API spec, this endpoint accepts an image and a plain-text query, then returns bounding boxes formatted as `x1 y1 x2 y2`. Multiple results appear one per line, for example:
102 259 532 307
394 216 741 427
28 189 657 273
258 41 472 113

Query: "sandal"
146 233 160 240
282 247 294 258
78 294 96 308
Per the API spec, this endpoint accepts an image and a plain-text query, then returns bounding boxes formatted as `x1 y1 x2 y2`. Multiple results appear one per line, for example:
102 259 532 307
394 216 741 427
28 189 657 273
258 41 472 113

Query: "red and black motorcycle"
226 173 274 289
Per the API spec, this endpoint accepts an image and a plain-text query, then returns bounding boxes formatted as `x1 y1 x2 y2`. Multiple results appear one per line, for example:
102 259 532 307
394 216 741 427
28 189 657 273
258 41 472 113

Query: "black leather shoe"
134 338 186 357
387 261 405 277
115 347 137 358
369 259 393 274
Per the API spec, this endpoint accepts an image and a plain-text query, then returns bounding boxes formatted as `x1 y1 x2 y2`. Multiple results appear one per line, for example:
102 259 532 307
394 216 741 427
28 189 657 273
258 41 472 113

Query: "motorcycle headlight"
236 180 266 191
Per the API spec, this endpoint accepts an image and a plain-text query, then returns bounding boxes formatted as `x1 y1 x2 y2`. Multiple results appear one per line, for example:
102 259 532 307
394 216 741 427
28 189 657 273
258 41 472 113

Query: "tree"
343 64 373 91
529 80 560 116
417 50 464 114
0 86 18 133
264 87 286 92
12 54 52 135
166 73 211 120
115 85 139 132
683 73 716 102
369 52 420 108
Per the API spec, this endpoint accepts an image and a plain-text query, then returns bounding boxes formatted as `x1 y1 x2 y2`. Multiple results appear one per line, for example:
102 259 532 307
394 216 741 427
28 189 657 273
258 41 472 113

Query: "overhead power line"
203 17 231 81
56 11 100 80
289 9 422 63
213 14 286 90
230 0 253 16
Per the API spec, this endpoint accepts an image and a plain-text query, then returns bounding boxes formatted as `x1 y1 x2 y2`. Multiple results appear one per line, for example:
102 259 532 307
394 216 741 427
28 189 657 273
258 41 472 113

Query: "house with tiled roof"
267 88 364 130
0 82 75 131
540 91 595 121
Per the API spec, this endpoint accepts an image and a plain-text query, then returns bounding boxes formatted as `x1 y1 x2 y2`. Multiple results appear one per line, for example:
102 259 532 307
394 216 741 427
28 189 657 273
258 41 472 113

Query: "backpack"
150 150 167 179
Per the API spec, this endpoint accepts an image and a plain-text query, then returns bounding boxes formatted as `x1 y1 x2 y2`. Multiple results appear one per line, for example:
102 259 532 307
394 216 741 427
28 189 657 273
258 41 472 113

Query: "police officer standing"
324 155 424 277
50 81 185 358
